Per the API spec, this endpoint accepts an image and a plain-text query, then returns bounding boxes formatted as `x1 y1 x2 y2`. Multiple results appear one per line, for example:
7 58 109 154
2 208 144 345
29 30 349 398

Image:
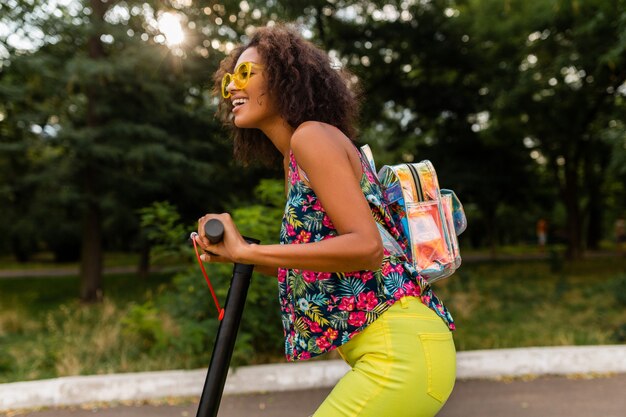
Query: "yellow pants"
313 296 456 417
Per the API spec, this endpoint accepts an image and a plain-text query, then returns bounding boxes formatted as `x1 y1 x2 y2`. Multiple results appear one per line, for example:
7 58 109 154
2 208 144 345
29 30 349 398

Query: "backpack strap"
359 144 377 174
376 223 406 258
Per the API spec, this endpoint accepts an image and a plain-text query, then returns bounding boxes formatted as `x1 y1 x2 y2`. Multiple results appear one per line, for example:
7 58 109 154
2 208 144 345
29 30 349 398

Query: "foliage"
466 0 626 255
1 0 626 293
123 180 286 368
120 301 172 351
0 272 175 383
607 273 626 307
3 254 626 383
229 179 286 360
433 256 626 350
138 201 190 262
0 0 272 299
2 0 626 385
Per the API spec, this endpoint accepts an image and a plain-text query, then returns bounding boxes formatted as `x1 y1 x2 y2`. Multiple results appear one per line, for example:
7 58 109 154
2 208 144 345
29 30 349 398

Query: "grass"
433 256 626 351
1 253 625 384
0 272 178 383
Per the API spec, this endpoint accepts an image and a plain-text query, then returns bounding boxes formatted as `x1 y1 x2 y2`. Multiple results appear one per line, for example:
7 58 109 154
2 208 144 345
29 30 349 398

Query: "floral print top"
278 148 455 362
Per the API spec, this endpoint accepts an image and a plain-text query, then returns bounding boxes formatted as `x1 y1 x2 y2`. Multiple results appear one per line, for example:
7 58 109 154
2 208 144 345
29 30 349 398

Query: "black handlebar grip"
204 219 225 244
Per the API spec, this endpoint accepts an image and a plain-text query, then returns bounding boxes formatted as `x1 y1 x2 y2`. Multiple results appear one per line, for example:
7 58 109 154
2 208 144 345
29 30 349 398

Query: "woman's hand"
195 213 249 264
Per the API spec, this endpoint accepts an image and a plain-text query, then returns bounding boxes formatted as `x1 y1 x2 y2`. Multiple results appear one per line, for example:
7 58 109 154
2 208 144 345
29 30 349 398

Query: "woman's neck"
260 118 295 158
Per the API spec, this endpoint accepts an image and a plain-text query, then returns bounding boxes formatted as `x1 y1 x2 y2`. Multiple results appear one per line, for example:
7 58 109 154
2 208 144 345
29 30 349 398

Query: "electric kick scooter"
193 219 259 417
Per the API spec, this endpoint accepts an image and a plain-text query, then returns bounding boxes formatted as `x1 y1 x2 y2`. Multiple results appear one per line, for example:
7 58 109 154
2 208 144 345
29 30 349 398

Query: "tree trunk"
80 183 103 302
79 0 106 302
584 144 609 251
563 162 583 260
585 193 602 251
137 239 151 280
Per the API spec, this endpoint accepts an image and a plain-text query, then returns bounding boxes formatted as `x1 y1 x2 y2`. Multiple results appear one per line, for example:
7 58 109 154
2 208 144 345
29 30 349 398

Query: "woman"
195 24 456 417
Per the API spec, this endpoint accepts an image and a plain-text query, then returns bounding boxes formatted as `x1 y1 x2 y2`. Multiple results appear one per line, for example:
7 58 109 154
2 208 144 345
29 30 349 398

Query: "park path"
0 266 183 279
2 250 621 279
0 253 557 279
0 266 137 279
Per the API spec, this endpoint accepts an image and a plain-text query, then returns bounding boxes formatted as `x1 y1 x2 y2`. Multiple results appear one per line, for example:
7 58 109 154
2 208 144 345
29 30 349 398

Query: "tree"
470 0 626 257
0 0 268 301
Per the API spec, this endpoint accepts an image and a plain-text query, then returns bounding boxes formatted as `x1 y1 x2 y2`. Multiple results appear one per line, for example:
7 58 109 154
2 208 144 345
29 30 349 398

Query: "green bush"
129 180 287 366
0 347 14 374
121 302 171 351
608 273 626 306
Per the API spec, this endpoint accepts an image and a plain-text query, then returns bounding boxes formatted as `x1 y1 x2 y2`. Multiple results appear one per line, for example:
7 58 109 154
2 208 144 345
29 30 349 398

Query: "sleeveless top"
278 148 455 361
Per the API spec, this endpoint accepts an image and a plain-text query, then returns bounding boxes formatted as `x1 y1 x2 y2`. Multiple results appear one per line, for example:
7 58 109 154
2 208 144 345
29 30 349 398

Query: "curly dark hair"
213 24 361 167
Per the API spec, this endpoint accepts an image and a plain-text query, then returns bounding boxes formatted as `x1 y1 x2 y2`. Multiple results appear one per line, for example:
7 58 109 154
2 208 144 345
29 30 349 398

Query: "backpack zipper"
405 163 424 202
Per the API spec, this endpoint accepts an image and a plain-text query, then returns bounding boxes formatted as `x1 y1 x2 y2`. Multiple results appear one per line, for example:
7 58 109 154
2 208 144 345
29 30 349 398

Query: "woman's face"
226 47 280 129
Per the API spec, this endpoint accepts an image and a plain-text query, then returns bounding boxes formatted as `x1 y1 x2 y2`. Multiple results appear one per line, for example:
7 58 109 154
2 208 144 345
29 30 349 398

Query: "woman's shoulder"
291 121 353 159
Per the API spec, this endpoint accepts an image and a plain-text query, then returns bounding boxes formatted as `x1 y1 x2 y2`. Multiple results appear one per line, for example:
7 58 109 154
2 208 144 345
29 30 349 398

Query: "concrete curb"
1 345 625 411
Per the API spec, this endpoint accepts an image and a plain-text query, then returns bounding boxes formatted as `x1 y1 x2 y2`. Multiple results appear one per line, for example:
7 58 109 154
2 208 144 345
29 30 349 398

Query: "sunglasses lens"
233 62 252 89
222 73 232 98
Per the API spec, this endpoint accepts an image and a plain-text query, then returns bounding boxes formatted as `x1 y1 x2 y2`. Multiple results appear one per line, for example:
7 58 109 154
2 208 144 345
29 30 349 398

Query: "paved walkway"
8 373 626 417
0 266 183 279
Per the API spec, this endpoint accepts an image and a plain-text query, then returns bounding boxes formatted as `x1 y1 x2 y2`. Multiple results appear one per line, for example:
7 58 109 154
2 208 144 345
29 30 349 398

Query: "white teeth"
232 98 248 106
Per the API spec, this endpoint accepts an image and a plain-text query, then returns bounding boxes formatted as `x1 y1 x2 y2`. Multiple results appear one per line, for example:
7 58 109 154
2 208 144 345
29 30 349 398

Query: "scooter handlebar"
204 219 224 244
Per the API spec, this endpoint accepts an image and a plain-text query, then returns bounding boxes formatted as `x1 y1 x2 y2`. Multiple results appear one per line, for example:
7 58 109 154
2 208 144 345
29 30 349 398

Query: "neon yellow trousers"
313 296 456 417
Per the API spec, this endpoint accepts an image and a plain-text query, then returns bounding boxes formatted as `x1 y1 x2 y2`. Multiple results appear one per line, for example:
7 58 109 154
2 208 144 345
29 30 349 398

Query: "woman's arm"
196 122 383 272
200 247 278 276
251 264 278 277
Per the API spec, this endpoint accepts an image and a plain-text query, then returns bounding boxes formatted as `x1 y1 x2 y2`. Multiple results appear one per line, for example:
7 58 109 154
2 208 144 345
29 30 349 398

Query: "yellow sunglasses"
221 61 263 99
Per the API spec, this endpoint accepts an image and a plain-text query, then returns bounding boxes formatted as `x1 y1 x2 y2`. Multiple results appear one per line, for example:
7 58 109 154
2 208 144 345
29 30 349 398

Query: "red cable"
191 233 225 321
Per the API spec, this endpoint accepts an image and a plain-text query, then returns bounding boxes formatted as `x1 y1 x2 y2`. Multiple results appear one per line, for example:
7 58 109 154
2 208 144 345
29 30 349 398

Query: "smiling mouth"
232 98 248 108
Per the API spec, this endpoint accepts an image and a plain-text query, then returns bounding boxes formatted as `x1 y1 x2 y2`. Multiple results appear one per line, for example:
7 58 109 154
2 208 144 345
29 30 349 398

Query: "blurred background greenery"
1 0 625 383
